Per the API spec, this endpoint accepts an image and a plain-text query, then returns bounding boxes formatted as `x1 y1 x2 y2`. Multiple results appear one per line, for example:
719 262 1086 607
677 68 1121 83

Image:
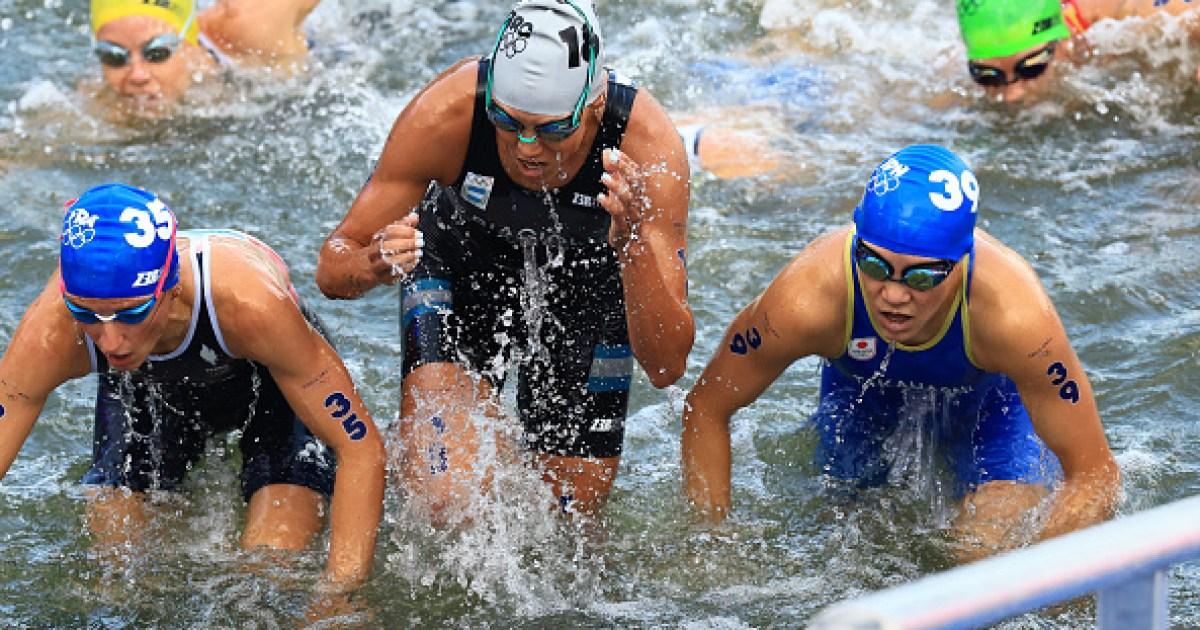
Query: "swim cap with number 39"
853 144 979 261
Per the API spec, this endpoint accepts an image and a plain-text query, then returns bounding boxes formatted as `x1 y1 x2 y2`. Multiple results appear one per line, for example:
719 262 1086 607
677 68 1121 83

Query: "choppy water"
2 0 1199 627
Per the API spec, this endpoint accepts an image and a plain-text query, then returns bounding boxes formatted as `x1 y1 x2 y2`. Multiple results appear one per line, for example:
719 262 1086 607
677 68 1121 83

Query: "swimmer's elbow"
315 254 366 300
647 355 688 388
314 264 349 300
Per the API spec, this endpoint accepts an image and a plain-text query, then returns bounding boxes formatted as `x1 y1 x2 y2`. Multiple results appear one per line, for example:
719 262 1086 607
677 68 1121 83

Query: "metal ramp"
809 494 1200 629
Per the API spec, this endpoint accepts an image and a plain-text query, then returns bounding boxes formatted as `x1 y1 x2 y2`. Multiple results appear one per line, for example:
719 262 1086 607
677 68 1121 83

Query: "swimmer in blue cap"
0 183 384 596
682 145 1120 562
318 0 694 525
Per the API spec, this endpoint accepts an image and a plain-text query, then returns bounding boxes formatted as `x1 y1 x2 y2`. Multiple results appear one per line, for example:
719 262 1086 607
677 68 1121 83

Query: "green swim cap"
956 0 1070 60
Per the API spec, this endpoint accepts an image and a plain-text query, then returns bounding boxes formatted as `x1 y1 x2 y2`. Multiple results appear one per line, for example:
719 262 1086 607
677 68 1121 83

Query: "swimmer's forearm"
316 237 380 299
322 445 385 590
1039 465 1120 541
681 397 733 520
618 242 694 387
0 390 45 483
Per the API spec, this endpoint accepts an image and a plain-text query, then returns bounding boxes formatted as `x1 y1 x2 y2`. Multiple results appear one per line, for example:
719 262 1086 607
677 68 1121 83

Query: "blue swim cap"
853 144 979 261
60 183 180 299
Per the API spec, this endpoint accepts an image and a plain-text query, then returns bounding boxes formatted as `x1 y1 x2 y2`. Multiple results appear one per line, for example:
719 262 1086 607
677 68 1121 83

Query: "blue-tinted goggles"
59 223 177 325
485 103 583 143
63 294 159 325
484 0 597 144
855 240 956 292
94 33 183 68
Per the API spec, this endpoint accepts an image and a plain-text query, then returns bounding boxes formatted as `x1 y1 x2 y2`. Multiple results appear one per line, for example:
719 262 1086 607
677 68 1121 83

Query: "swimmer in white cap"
317 0 694 524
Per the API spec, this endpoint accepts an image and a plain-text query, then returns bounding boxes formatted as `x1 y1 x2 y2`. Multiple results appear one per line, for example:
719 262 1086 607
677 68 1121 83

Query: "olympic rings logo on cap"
869 158 910 196
499 14 534 58
63 209 100 249
957 0 983 17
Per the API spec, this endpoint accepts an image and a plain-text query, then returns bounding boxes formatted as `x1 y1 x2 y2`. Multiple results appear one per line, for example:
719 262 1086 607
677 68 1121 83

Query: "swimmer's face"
66 288 179 371
94 16 194 109
968 42 1059 104
492 97 603 190
855 241 963 346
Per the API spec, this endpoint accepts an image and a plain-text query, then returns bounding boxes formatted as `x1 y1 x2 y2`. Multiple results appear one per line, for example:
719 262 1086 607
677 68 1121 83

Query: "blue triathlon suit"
401 59 637 459
82 230 336 502
813 232 1061 494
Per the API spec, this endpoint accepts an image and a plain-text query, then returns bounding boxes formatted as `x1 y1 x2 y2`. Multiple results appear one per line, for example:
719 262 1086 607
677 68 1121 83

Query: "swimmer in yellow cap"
957 0 1200 103
90 0 320 112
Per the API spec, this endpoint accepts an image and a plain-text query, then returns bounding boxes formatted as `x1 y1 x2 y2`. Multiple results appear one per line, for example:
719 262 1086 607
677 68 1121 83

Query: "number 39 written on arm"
1046 361 1080 404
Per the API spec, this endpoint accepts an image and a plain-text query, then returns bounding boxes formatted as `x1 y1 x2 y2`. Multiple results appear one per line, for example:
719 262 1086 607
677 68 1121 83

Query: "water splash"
385 403 607 616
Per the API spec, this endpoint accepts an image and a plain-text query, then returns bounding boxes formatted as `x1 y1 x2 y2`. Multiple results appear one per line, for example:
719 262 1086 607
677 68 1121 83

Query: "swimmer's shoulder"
754 225 850 355
968 229 1055 344
392 56 480 140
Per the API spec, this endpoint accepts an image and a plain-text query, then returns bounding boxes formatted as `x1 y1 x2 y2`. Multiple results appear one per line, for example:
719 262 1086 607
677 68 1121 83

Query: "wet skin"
971 43 1060 104
491 97 603 190
855 240 963 347
63 287 184 371
94 15 212 108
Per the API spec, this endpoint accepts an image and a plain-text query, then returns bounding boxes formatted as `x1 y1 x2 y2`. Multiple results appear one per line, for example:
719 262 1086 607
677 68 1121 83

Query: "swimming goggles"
967 43 1055 88
484 0 597 143
60 229 178 325
94 33 183 68
92 7 194 69
854 240 956 292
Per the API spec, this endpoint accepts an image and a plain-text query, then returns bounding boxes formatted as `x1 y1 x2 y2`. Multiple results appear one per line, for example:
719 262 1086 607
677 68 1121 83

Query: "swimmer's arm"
221 274 385 592
973 263 1119 542
603 91 695 387
1083 0 1200 20
198 0 321 63
0 277 92 481
682 235 847 519
316 60 476 299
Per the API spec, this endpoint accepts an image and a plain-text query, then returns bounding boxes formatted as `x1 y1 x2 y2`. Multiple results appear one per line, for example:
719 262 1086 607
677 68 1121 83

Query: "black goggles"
93 33 183 68
854 240 957 292
968 43 1055 88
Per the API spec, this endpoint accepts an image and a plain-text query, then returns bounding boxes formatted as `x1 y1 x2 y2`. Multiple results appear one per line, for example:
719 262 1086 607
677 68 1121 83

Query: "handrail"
808 494 1200 630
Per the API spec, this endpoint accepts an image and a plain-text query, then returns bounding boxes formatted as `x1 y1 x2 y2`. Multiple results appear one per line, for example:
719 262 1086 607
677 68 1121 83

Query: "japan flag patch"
848 337 878 361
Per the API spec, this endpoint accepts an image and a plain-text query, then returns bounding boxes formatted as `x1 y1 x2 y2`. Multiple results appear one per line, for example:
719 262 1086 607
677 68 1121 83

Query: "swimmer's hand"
370 213 423 285
598 148 651 255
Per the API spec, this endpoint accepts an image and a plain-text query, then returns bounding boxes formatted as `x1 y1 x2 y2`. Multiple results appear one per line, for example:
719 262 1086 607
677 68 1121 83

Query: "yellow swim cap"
91 0 199 45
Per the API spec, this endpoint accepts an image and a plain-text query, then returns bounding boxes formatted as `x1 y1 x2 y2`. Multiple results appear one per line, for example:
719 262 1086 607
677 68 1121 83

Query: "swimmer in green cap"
957 0 1200 102
88 0 322 115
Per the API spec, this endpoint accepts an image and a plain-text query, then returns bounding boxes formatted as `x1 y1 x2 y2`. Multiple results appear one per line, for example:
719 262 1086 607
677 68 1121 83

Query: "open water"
1 0 1198 627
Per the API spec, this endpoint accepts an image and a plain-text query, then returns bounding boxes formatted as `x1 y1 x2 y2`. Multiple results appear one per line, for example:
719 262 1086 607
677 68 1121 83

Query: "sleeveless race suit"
812 232 1060 494
1061 0 1091 35
82 230 336 501
401 59 637 458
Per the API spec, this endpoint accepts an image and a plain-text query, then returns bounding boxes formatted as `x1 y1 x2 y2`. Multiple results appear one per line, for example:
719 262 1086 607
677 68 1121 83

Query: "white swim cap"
489 0 605 117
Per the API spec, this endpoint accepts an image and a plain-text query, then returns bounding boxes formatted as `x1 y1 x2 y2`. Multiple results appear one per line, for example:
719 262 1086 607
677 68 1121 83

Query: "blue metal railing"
809 494 1200 629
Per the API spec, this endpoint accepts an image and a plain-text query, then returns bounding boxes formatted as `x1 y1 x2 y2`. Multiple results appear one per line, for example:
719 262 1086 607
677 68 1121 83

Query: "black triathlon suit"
82 231 336 501
401 60 638 459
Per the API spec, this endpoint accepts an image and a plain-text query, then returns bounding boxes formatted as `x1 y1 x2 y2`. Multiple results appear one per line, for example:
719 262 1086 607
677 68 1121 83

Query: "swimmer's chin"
113 93 182 119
